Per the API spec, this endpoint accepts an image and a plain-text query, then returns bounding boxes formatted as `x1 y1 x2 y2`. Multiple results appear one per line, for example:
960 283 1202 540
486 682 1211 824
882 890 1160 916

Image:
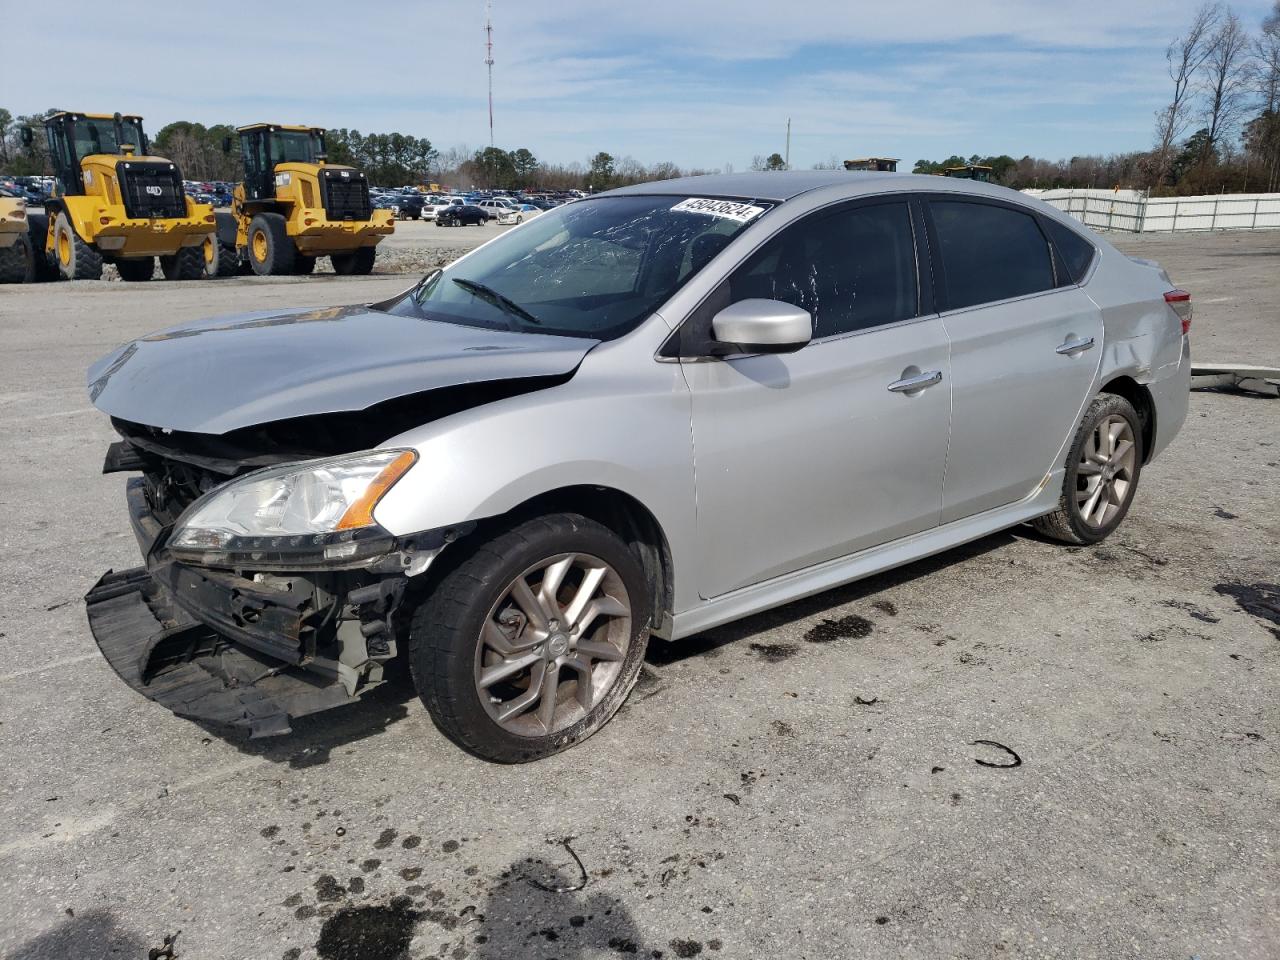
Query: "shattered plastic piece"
971 740 1022 768
527 837 589 893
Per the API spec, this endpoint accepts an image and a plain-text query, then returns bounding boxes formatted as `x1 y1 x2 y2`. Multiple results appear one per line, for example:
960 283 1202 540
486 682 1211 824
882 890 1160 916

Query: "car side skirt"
670 470 1064 641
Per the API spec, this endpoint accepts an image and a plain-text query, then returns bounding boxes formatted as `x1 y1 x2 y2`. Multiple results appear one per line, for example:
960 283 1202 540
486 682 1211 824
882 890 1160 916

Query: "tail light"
1165 289 1192 335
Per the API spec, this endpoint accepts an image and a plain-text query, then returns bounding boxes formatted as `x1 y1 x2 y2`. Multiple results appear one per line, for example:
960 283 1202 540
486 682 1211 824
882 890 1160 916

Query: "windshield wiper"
452 277 542 326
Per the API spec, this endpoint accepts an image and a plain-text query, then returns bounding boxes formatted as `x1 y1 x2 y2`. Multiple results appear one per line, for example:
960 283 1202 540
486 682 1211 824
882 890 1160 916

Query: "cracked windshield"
385 194 769 339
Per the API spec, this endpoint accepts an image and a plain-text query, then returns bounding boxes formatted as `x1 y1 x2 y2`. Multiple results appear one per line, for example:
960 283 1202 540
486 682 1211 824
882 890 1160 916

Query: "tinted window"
930 200 1054 309
728 201 918 338
1042 217 1097 284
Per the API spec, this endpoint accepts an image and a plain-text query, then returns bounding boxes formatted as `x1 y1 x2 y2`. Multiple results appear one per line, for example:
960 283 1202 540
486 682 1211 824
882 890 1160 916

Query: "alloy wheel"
1075 414 1137 528
474 553 632 737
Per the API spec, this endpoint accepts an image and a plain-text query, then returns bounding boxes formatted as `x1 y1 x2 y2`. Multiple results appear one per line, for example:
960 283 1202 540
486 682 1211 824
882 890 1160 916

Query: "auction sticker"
670 198 766 222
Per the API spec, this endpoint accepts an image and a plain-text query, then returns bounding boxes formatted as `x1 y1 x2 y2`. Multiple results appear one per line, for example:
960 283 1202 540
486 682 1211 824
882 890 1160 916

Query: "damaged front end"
86 420 464 738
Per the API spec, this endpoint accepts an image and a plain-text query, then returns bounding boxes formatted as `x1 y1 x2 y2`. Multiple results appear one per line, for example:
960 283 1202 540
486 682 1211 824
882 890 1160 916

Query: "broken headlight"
167 449 416 569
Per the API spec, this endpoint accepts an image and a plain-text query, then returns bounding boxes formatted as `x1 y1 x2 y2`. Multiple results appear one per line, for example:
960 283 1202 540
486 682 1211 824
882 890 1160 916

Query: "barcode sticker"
670 198 766 222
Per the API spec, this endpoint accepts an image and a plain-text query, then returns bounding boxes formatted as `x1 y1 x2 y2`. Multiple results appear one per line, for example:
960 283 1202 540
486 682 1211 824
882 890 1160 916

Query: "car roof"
603 170 1021 203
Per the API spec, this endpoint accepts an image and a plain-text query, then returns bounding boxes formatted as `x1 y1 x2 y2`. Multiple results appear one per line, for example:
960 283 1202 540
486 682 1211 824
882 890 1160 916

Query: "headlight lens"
168 449 416 568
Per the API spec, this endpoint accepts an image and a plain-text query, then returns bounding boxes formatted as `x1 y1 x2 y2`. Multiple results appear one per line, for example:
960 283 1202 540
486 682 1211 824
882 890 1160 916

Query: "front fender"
371 352 696 604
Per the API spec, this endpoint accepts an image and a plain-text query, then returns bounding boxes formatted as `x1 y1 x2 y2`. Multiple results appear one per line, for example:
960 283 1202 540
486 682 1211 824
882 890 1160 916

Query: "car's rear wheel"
409 513 651 763
1033 393 1143 545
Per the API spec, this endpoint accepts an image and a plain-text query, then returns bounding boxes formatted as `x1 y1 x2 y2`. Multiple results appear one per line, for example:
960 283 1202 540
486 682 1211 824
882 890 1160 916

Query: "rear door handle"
887 370 943 393
1056 336 1095 355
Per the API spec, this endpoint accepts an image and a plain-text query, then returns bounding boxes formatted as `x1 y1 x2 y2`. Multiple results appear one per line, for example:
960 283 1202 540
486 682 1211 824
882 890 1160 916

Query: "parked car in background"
394 193 427 220
436 203 488 226
476 198 517 220
83 172 1190 763
424 198 463 221
496 203 541 225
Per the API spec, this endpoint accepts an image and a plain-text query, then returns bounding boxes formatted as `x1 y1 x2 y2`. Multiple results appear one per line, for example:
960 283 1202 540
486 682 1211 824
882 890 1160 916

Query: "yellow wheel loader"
21 112 215 281
205 124 393 278
0 197 37 284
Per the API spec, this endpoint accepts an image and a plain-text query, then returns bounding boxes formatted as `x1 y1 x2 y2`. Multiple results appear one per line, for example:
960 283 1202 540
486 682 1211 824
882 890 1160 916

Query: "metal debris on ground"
1190 363 1280 398
971 740 1022 768
527 837 589 893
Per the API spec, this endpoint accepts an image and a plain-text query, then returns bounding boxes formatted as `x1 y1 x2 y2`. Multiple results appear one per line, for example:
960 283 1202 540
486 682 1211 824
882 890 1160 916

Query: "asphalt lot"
0 229 1277 960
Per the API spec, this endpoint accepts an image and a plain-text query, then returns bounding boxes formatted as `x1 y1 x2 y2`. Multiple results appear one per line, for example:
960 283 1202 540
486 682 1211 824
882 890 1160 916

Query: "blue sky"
3 1 1275 170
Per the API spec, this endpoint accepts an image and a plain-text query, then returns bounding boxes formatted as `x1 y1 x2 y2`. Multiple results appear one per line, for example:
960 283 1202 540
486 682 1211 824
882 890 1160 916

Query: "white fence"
1023 188 1280 233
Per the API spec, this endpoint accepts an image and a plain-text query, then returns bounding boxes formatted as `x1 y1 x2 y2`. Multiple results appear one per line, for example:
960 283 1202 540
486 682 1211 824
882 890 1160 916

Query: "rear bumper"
94 206 216 257
1148 337 1191 462
292 209 394 253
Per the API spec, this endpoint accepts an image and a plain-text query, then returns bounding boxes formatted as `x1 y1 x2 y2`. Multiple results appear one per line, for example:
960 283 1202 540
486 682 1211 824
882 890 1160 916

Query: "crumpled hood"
87 304 598 434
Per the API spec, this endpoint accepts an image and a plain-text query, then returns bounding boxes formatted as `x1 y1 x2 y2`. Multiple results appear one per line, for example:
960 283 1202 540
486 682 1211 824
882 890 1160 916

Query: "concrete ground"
0 229 1277 960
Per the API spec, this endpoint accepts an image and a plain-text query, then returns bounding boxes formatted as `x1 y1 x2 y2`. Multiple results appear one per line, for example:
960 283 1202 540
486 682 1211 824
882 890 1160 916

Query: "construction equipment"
843 158 899 172
0 197 37 283
943 164 993 182
22 112 215 281
206 124 393 278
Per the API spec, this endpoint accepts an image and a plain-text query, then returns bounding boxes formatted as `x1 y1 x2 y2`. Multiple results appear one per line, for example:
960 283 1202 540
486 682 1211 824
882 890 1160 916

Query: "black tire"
202 233 238 279
52 212 102 280
26 214 58 282
159 246 204 281
1033 393 1144 545
0 232 36 283
115 257 154 282
293 255 317 275
330 246 376 275
247 212 295 276
409 513 652 763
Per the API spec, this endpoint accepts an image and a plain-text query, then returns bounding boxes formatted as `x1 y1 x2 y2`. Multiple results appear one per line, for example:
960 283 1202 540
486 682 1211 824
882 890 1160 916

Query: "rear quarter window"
929 199 1055 310
1042 217 1098 284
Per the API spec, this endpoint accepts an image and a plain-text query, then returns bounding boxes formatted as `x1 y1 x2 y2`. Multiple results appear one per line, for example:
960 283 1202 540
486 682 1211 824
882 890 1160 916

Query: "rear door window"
928 200 1055 310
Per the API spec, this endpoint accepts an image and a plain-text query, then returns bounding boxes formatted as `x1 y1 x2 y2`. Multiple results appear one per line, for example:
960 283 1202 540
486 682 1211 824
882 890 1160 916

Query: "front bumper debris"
85 567 360 738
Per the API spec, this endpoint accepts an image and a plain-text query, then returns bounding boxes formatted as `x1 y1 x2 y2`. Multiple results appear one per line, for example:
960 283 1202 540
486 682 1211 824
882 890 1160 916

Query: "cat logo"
145 185 164 196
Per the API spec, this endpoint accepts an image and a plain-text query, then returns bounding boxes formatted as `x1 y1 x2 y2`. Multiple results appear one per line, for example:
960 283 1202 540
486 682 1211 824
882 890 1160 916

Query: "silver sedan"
85 172 1191 761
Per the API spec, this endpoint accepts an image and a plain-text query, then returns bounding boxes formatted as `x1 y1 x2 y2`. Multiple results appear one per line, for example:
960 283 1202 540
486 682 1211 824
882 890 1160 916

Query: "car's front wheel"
409 513 651 763
1034 393 1143 545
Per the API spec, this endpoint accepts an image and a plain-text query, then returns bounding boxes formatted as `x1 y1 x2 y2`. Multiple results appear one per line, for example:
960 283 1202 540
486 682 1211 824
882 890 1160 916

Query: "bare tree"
1152 3 1220 186
1256 20 1280 114
1199 9 1254 166
1265 0 1280 33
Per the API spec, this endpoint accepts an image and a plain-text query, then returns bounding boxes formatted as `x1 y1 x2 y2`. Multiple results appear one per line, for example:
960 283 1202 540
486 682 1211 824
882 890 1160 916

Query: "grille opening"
118 162 187 219
320 169 372 221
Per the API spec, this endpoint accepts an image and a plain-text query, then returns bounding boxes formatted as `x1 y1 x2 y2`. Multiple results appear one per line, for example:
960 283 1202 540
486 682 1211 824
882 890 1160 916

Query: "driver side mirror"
710 299 812 356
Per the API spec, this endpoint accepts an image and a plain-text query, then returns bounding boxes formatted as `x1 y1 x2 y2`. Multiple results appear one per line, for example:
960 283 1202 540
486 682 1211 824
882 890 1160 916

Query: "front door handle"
887 370 943 394
1056 336 1095 355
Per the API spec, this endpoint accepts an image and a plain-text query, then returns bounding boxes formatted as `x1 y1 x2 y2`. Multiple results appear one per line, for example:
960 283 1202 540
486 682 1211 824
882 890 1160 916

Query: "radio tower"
484 0 495 147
